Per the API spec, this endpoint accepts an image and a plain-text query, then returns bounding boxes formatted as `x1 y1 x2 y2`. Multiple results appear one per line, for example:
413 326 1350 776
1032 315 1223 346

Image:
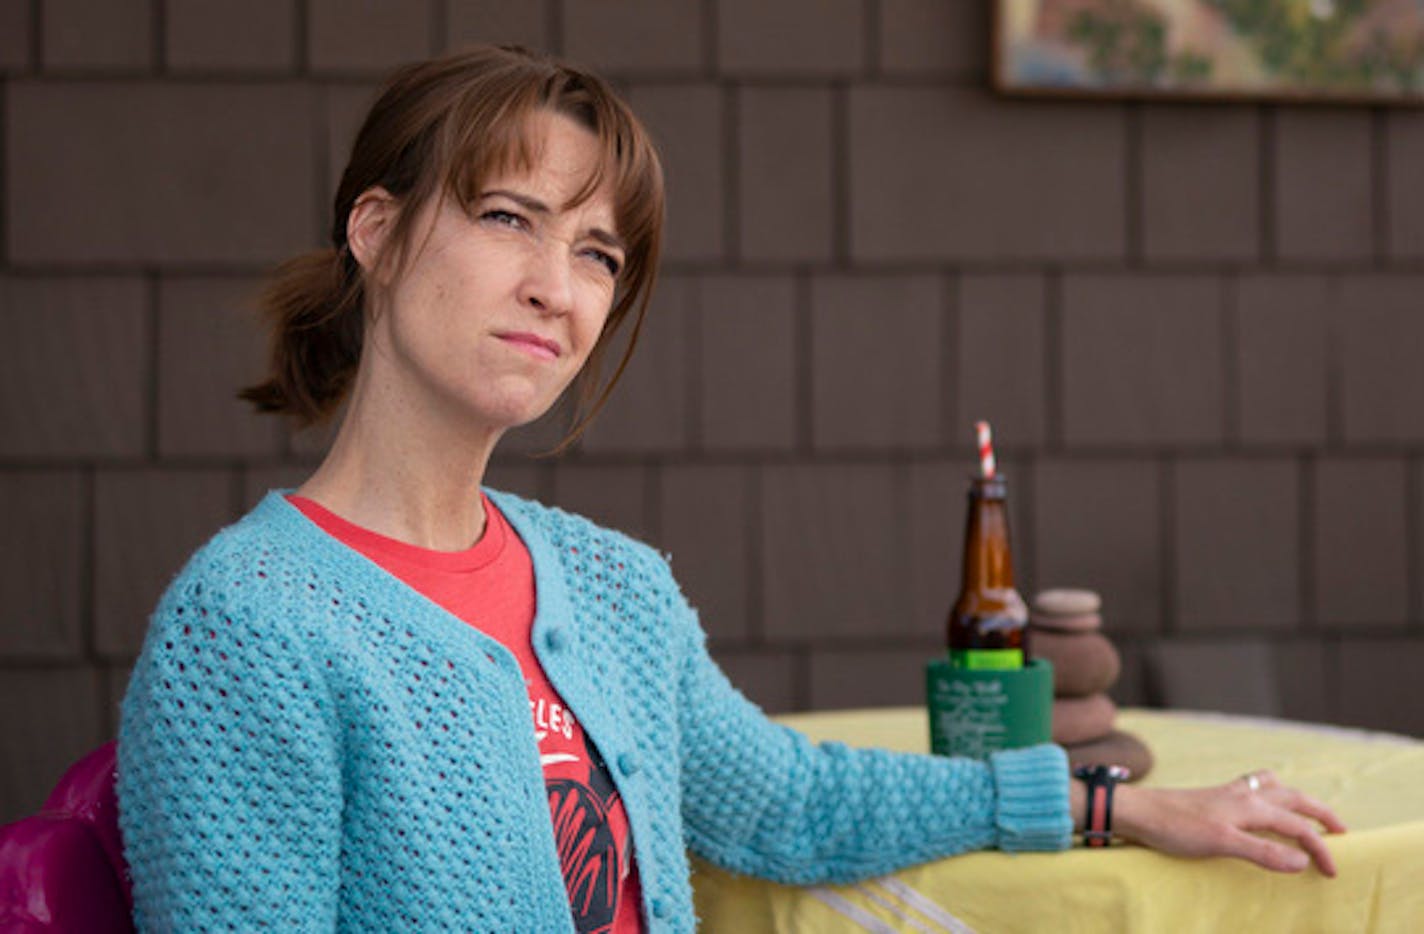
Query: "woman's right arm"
118 574 343 931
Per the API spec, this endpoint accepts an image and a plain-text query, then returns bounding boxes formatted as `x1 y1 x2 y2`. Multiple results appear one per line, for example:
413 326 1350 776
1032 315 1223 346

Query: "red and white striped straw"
974 420 996 478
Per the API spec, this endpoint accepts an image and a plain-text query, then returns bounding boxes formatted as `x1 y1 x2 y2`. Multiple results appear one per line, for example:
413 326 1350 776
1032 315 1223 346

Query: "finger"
1233 769 1278 795
1285 790 1348 835
1248 809 1339 878
1300 829 1337 878
1268 787 1349 834
1223 827 1309 874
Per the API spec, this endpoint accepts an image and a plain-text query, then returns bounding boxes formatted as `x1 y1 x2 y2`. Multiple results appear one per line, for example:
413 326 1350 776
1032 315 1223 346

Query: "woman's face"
361 110 625 434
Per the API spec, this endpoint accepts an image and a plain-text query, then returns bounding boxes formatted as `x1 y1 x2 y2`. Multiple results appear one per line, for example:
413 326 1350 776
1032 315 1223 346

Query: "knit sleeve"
117 565 343 931
670 582 1071 885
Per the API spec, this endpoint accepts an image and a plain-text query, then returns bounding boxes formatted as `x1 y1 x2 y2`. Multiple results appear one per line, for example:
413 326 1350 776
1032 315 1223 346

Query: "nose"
518 239 575 317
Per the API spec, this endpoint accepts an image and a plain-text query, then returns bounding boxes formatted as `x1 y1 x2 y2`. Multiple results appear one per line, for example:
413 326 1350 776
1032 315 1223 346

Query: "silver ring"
1241 772 1261 793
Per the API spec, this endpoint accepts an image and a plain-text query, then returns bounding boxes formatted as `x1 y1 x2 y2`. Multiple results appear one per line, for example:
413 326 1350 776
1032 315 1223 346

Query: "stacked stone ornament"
1031 589 1153 780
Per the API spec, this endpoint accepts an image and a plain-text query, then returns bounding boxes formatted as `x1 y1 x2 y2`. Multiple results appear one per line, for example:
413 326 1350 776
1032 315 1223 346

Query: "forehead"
483 111 616 222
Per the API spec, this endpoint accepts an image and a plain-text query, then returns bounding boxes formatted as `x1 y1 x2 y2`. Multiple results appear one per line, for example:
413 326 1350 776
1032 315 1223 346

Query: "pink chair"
0 742 135 932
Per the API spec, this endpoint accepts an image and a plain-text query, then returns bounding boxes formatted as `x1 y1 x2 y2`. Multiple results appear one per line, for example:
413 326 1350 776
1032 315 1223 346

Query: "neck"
296 361 502 552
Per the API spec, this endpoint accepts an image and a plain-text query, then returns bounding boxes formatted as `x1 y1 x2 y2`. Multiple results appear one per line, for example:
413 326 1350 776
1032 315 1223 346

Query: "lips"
496 331 561 360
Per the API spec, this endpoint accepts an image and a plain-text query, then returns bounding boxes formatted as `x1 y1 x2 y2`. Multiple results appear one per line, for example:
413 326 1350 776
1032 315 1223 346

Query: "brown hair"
240 45 664 452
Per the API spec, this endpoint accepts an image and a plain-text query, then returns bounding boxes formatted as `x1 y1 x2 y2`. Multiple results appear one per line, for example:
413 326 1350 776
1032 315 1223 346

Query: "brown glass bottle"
947 475 1028 669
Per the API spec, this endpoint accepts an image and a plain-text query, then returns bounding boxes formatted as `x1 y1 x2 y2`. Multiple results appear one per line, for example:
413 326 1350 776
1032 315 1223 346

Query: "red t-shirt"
289 493 643 933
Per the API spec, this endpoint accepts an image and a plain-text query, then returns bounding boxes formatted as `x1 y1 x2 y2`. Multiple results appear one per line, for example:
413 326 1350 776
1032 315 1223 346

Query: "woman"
117 45 1343 932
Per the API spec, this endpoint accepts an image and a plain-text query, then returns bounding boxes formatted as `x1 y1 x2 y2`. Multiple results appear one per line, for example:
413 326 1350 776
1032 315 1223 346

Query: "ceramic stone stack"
1031 589 1153 780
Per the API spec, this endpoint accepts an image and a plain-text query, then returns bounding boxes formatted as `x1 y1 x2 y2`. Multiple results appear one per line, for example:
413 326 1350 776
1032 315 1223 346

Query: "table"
690 708 1424 933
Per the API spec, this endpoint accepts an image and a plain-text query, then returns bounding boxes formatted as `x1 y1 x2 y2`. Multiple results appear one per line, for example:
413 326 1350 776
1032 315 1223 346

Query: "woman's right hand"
1107 770 1347 876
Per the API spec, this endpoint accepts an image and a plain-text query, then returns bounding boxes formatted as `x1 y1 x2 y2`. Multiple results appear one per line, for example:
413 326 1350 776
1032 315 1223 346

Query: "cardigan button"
543 628 565 652
651 897 669 919
617 752 639 776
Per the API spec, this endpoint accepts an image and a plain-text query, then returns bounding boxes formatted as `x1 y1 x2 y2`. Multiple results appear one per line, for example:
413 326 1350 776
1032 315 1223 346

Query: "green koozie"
926 657 1054 760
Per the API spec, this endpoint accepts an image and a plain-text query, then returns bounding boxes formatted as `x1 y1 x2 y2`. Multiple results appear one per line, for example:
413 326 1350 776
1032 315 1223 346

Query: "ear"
346 187 399 284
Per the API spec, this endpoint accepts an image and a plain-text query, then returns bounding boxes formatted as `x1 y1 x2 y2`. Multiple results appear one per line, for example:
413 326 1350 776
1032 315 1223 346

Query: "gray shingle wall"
2 0 1421 821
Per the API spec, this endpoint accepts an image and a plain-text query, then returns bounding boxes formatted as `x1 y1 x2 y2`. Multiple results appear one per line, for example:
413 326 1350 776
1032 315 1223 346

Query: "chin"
480 392 561 432
450 372 564 430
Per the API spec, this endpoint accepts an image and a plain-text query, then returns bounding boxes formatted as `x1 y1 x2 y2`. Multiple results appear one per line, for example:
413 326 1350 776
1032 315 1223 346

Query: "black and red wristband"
1073 764 1132 847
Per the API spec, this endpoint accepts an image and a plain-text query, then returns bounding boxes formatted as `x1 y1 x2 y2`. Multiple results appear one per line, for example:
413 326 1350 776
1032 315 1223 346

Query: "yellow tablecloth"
691 708 1424 933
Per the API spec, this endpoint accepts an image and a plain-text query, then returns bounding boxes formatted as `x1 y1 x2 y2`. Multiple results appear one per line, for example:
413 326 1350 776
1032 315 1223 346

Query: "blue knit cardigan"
117 489 1071 932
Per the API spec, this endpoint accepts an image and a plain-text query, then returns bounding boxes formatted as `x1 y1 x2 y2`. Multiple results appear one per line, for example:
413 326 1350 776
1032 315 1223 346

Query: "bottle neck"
960 484 1016 593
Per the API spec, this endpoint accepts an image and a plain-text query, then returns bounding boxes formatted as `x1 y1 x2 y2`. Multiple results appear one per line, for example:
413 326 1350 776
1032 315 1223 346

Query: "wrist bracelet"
1073 764 1131 847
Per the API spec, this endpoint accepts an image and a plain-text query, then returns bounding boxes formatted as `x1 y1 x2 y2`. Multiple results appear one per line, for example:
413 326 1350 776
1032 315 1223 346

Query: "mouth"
495 331 562 361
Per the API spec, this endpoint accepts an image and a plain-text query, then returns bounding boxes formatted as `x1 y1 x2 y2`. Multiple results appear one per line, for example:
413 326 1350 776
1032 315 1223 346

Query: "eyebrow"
481 188 627 254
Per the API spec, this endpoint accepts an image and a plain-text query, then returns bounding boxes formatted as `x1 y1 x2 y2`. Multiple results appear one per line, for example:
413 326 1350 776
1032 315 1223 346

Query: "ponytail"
238 247 365 426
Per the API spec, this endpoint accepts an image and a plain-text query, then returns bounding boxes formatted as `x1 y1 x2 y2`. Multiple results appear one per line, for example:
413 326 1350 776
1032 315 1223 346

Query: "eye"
479 208 528 231
583 248 623 278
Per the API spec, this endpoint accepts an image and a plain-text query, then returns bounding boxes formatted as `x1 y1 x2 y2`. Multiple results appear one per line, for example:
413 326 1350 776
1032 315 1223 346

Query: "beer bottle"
947 472 1029 670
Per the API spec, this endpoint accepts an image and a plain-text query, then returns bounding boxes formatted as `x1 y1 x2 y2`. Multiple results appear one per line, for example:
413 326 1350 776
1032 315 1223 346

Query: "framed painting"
993 0 1424 104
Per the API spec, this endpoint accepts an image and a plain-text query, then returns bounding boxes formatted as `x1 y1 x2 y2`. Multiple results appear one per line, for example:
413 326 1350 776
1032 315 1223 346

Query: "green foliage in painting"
1057 0 1423 93
1205 0 1421 91
1068 0 1200 84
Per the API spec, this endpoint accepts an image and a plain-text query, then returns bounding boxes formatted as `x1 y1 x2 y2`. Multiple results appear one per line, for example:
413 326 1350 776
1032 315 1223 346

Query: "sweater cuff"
989 743 1073 852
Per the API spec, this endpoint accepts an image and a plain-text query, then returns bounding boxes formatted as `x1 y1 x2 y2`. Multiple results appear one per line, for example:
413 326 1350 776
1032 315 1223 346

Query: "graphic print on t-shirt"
529 682 636 933
547 731 626 932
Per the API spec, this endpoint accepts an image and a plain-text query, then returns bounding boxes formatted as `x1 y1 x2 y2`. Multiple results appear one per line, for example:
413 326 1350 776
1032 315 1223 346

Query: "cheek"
574 290 615 351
